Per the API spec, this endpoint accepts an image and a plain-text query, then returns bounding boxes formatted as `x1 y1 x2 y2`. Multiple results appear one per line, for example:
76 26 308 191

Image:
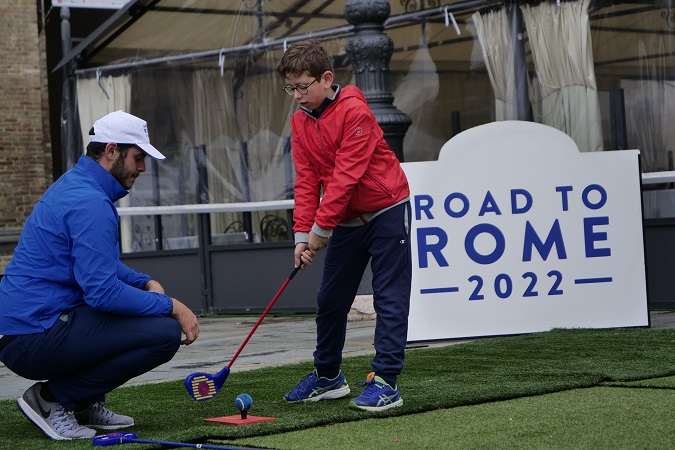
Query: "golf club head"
92 432 138 446
185 366 230 401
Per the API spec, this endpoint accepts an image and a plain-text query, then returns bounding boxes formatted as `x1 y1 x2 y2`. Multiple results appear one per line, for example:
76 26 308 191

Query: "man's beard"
110 156 136 189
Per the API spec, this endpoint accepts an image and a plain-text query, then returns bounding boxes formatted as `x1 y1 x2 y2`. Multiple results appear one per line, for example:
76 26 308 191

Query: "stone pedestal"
344 0 411 162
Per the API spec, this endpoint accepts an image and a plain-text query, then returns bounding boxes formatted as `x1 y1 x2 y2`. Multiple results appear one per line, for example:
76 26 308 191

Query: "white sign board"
404 121 648 342
52 0 132 9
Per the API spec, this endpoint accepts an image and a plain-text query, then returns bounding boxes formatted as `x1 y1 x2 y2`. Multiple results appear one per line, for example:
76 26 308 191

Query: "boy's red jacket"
291 85 410 233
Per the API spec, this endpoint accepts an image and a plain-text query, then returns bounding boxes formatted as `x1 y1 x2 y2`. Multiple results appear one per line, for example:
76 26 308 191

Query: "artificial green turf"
601 374 675 389
231 386 675 449
1 327 673 450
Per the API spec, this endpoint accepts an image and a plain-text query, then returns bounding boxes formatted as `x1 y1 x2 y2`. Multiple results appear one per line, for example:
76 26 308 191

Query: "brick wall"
0 1 52 272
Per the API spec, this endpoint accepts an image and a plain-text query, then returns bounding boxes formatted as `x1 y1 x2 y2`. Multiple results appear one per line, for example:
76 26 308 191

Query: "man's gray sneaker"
17 382 96 440
75 402 134 429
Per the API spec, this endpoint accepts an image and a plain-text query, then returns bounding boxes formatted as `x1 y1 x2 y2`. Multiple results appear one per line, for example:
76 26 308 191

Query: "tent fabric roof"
60 0 494 73
56 0 674 80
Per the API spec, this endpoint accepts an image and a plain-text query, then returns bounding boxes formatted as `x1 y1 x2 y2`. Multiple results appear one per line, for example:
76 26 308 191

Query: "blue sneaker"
284 370 350 402
349 372 403 411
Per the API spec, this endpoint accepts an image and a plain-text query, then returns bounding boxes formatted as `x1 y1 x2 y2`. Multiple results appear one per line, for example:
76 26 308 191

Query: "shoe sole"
17 397 94 440
79 422 135 430
286 385 351 402
18 397 64 440
348 398 403 411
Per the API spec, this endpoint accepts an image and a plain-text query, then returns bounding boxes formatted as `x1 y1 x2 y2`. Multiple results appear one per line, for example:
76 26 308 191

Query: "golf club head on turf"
185 366 230 401
92 432 138 446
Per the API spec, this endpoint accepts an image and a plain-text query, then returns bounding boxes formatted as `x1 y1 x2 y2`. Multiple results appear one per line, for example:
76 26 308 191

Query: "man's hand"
170 298 200 345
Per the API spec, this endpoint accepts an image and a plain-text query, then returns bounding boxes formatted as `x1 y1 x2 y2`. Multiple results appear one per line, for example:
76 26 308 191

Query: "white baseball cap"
89 110 165 160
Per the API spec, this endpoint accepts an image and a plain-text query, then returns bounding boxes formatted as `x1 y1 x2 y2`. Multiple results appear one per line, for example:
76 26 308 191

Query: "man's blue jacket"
0 155 172 335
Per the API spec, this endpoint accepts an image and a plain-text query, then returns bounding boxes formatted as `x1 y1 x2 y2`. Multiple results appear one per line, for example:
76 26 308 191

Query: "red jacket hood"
291 85 410 234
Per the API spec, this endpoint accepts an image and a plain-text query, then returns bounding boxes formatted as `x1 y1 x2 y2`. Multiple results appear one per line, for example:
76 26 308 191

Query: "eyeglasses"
282 77 320 96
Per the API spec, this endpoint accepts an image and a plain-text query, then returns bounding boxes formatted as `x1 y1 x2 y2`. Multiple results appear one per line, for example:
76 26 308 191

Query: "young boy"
276 39 412 411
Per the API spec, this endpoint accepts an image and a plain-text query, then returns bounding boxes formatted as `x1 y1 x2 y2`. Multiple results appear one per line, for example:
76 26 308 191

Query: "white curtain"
76 74 134 251
192 69 243 236
472 8 519 121
76 74 132 152
621 79 675 173
192 68 295 241
520 0 603 152
394 35 441 161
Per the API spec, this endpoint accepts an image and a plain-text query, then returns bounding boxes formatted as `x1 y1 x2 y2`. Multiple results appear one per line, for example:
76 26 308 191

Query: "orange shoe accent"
366 372 376 382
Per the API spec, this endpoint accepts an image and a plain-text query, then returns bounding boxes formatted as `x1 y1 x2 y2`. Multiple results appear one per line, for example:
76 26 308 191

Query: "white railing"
117 199 294 216
640 171 675 185
115 172 675 216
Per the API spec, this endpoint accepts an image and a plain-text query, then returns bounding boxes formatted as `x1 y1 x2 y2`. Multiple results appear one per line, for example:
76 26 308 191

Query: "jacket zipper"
316 121 333 165
364 170 394 197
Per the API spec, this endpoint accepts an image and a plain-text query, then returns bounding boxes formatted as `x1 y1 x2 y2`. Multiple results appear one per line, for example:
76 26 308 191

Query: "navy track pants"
313 201 412 380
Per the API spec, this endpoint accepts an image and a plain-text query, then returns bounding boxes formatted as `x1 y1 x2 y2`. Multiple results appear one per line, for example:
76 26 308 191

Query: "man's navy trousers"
0 305 180 410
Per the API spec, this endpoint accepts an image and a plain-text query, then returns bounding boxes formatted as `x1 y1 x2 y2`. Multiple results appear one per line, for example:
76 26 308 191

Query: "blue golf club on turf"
184 266 300 401
93 432 232 449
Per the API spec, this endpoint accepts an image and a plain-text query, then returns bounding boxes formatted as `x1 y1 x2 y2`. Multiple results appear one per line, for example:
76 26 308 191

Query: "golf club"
93 432 232 449
185 265 301 401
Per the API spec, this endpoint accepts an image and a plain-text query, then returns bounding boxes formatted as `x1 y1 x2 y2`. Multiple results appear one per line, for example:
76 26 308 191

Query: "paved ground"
1 309 673 401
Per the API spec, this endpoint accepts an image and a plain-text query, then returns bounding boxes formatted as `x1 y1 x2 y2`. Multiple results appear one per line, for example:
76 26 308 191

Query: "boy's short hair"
276 39 334 79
